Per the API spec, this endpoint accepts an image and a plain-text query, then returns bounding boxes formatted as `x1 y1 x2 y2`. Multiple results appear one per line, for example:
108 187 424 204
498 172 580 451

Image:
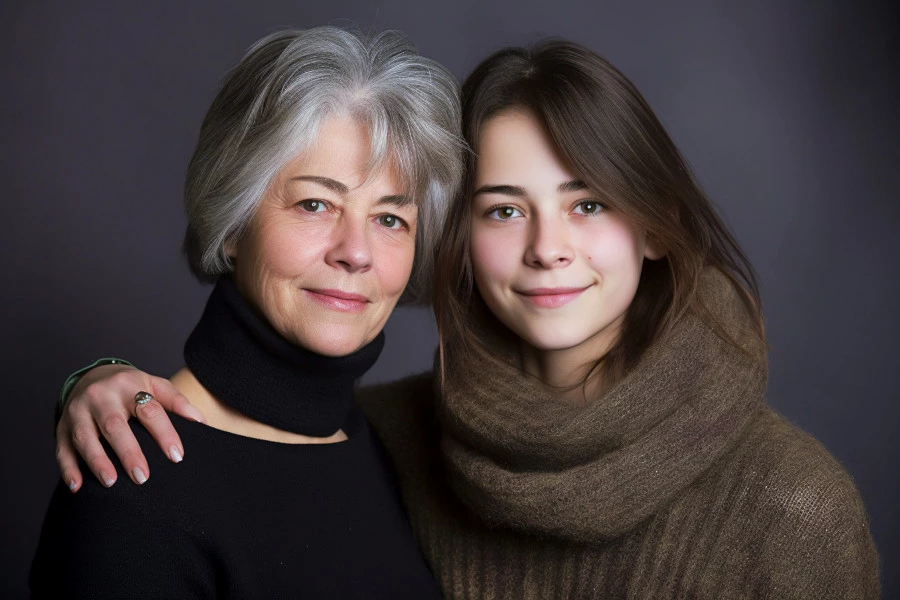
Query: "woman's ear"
224 237 238 260
643 234 667 261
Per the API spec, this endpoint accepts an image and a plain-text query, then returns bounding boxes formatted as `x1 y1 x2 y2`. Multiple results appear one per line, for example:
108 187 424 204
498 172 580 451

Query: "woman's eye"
487 206 523 220
377 214 405 229
573 200 604 216
297 199 328 213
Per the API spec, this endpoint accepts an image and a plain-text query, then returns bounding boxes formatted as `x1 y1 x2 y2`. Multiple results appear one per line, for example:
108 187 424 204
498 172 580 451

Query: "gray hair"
183 26 464 304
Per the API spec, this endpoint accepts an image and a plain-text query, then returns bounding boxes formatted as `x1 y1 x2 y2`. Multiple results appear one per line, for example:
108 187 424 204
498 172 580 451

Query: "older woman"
30 27 462 598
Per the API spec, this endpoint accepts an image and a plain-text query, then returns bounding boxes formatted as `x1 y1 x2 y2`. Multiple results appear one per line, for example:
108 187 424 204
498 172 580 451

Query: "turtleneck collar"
436 268 768 543
184 276 384 437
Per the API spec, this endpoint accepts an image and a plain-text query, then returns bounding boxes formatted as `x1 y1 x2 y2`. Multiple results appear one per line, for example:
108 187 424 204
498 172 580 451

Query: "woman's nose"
325 215 373 273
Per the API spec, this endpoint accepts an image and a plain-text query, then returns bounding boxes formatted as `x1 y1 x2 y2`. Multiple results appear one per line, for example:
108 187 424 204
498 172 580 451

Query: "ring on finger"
134 391 154 414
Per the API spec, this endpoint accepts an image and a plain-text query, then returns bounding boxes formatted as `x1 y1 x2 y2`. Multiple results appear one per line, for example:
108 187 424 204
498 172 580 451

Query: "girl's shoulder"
356 372 440 477
713 408 880 596
356 372 436 422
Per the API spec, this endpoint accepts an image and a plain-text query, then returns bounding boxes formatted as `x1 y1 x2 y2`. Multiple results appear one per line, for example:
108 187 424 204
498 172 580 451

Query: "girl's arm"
56 363 206 491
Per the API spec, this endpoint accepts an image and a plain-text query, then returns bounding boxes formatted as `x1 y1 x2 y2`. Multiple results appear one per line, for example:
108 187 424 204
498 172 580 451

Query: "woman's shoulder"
718 408 880 596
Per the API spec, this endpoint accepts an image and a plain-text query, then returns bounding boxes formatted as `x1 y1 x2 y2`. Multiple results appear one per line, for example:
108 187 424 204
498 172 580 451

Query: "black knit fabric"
29 280 441 599
184 275 384 436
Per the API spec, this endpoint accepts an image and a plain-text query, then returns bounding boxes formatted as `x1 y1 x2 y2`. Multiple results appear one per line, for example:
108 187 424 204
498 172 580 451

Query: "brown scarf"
436 269 768 543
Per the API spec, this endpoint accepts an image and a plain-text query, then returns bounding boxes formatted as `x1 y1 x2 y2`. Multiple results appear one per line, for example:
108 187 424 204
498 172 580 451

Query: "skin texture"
56 115 416 489
470 109 664 391
228 115 417 358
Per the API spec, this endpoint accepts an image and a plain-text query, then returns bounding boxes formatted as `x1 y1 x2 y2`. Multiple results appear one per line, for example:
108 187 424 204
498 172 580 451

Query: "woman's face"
230 115 417 356
470 109 663 363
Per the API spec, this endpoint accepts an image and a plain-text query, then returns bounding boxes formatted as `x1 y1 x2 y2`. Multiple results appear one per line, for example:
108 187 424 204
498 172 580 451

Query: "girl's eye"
377 214 406 230
573 200 604 216
487 206 523 220
297 199 328 213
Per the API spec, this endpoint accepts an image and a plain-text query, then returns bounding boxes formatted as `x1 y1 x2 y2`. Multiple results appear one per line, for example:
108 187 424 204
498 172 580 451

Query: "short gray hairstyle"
183 26 464 304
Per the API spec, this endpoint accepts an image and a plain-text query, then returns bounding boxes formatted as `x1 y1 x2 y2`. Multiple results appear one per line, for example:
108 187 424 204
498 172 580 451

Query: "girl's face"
470 109 663 366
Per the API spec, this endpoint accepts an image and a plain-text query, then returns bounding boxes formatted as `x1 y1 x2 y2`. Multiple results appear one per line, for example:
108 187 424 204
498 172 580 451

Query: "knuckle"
80 380 109 401
71 424 95 450
137 400 165 421
99 414 129 436
54 443 69 463
63 399 87 421
109 369 141 389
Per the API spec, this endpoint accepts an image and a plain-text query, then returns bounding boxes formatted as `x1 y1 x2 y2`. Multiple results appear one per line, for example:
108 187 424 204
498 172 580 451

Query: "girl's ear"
644 234 667 261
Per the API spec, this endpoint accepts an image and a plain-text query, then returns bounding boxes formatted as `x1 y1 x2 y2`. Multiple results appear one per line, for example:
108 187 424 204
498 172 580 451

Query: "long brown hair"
434 40 765 386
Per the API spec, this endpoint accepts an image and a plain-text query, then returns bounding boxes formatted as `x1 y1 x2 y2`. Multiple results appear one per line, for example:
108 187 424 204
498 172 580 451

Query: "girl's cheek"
578 222 645 272
471 230 515 280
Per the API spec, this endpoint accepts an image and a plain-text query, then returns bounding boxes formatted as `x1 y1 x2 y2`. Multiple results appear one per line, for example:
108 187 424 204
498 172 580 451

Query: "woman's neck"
170 367 347 445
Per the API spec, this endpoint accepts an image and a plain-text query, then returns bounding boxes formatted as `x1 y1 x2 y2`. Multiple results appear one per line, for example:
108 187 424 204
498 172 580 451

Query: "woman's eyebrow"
377 194 414 207
290 175 349 194
291 176 411 207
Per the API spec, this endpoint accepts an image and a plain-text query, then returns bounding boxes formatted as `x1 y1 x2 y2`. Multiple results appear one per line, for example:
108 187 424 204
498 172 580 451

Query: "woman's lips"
515 286 591 308
303 288 370 312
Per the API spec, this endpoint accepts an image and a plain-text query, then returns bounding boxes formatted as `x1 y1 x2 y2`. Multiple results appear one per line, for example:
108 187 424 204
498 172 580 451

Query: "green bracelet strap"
56 358 136 423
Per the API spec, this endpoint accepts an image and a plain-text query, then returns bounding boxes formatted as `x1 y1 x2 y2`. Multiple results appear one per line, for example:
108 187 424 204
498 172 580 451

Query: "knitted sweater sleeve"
750 428 880 599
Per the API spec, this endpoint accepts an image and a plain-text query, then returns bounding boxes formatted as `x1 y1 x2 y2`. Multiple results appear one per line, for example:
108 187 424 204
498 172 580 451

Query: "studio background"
2 0 897 597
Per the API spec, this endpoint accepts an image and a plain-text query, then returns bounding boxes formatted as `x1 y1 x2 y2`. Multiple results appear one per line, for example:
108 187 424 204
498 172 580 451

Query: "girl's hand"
55 364 206 492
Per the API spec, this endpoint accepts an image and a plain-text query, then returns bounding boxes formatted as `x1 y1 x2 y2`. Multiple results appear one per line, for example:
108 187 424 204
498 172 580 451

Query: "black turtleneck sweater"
30 278 442 599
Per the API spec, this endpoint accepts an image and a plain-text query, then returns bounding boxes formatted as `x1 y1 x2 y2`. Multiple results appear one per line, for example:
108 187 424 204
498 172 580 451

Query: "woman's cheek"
377 241 416 298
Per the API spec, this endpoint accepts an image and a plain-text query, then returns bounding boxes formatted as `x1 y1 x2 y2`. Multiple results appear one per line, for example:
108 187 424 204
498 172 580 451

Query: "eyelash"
296 199 331 213
295 200 409 231
375 213 409 231
571 200 605 216
483 200 605 220
485 205 523 220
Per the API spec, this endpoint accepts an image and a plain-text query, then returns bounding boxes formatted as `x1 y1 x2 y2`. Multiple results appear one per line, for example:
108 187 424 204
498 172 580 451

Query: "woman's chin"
286 328 377 357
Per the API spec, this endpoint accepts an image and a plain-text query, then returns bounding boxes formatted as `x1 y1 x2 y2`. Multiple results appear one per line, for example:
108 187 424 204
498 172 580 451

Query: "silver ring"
134 391 154 406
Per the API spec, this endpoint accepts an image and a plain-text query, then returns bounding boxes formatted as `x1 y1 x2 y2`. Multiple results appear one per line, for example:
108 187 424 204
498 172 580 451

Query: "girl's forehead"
475 113 577 190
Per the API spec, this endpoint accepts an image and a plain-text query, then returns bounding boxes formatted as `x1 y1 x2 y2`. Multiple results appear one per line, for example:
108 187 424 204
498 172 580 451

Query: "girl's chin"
518 332 601 354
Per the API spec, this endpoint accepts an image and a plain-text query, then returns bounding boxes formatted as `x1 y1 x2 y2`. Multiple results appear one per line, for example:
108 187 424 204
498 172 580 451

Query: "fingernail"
101 472 116 488
68 480 77 492
169 446 183 463
132 467 148 484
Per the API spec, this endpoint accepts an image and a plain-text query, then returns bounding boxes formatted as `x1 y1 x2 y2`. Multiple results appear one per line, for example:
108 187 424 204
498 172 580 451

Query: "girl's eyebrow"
473 184 526 197
473 180 587 197
559 180 587 192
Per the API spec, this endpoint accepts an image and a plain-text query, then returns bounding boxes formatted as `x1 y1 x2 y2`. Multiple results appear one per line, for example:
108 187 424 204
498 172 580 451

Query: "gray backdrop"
2 0 897 597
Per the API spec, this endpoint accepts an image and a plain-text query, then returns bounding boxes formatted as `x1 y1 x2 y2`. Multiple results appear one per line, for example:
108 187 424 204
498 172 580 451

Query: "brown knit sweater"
357 271 879 599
